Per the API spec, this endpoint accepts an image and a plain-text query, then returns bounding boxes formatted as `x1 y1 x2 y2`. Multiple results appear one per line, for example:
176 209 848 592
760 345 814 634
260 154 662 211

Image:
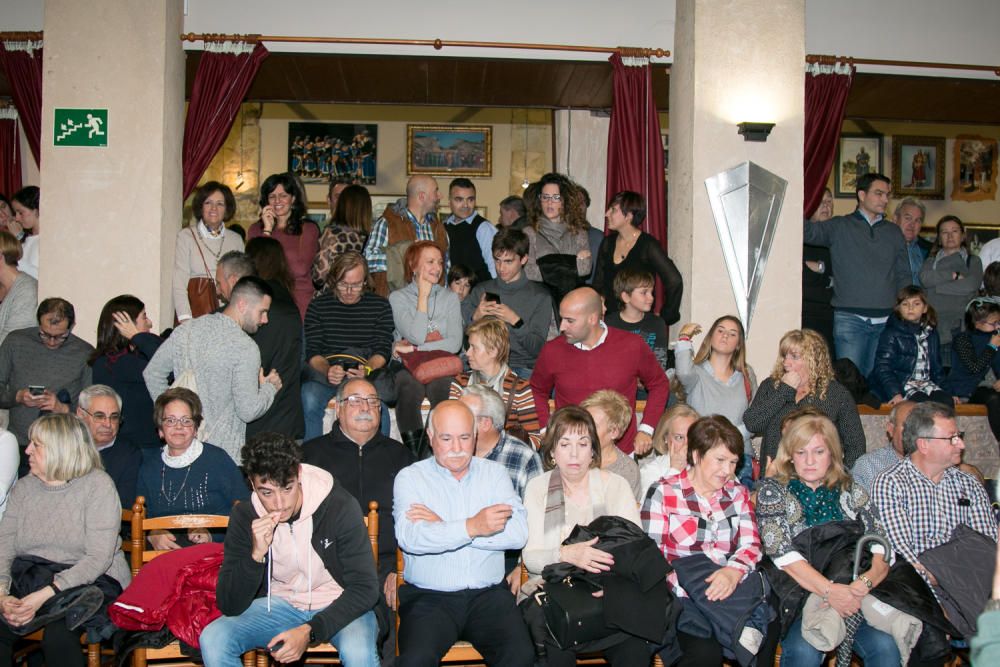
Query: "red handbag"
400 349 463 384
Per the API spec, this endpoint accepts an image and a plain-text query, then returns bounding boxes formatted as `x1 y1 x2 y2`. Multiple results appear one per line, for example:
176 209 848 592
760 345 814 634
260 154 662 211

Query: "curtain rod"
180 33 670 59
807 54 1000 77
0 32 43 41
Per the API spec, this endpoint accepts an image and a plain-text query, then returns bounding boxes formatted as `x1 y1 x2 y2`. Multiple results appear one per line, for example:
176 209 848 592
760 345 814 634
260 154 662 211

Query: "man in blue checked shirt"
392 400 533 666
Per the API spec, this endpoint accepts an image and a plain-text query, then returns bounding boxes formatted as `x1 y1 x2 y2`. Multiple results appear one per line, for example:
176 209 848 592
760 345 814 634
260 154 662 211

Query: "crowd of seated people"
0 167 998 667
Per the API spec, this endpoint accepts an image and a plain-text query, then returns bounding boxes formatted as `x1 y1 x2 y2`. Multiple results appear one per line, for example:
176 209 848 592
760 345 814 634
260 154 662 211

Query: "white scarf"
161 438 204 469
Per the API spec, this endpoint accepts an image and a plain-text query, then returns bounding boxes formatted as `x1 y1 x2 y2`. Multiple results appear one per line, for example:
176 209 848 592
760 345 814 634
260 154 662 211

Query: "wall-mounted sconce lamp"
737 122 775 142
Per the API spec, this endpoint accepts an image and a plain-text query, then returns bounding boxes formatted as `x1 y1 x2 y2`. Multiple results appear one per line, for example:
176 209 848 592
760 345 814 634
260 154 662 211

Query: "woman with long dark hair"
247 172 320 319
89 295 162 448
312 183 372 291
10 186 39 279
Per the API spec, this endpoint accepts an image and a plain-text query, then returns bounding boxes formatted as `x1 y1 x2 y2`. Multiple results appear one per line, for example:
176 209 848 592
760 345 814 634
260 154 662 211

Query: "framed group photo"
953 135 998 203
288 122 377 185
835 134 883 198
407 124 492 177
892 135 945 199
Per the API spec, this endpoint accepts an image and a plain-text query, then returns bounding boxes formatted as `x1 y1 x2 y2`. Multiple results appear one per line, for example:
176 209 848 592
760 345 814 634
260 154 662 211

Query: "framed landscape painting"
835 134 882 198
892 135 945 199
407 124 492 177
953 135 998 203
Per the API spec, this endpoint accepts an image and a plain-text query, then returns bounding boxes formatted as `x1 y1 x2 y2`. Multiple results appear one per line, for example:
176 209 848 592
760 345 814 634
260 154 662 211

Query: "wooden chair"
256 501 379 666
128 496 256 667
13 507 134 667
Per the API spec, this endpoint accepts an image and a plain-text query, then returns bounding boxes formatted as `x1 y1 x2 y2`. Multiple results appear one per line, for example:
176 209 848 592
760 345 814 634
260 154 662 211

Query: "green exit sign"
54 108 108 147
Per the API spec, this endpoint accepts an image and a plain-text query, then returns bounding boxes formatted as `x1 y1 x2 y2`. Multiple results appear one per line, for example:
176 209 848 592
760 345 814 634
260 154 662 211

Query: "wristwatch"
858 574 873 590
308 627 317 644
512 317 524 329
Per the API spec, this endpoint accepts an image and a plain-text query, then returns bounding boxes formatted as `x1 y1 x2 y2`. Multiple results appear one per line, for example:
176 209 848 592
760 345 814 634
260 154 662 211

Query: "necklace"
616 231 641 261
199 233 226 262
160 463 193 505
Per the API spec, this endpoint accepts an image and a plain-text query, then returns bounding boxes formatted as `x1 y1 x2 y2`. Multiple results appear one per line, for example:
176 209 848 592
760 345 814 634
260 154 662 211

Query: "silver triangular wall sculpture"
704 161 787 332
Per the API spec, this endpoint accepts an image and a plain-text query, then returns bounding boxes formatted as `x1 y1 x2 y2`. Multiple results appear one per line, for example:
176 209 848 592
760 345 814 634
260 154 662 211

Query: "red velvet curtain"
606 53 668 308
0 40 43 168
0 116 22 196
182 41 269 199
804 63 854 216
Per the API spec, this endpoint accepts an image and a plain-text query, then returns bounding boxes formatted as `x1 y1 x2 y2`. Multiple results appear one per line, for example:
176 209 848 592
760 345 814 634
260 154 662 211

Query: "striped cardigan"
450 370 541 449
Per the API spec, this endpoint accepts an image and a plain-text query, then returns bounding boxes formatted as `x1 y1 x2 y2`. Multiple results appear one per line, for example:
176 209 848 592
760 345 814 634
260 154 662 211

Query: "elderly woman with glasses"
136 388 248 550
302 251 395 441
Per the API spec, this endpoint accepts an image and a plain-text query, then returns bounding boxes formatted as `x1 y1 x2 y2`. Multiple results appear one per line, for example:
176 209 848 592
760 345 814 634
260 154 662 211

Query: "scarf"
161 439 204 469
468 364 510 396
542 469 606 557
788 478 844 527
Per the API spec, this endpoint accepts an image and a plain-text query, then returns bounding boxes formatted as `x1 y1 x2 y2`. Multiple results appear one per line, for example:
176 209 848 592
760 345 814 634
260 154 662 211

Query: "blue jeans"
302 381 389 441
200 597 379 667
833 310 885 378
510 366 533 380
779 616 900 667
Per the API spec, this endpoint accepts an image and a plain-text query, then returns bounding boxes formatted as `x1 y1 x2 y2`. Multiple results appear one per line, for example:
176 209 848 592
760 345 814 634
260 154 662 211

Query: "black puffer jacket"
868 314 944 402
760 520 956 663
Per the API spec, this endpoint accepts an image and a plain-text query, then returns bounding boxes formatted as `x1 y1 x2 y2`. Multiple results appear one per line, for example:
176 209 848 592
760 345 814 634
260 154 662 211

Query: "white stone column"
554 109 610 229
669 0 805 373
39 0 184 340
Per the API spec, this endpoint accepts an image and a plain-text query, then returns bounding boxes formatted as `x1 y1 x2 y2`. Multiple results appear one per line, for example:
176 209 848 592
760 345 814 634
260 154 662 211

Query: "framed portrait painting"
835 134 882 198
892 136 945 199
407 125 492 177
288 122 377 185
953 135 998 203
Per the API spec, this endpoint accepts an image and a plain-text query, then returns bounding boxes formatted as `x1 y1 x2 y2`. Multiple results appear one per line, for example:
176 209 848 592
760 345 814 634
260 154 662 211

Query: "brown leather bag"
186 227 220 318
400 350 463 384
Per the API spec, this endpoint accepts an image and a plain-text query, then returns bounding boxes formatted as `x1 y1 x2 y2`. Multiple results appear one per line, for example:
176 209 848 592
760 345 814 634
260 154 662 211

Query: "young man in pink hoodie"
200 433 380 666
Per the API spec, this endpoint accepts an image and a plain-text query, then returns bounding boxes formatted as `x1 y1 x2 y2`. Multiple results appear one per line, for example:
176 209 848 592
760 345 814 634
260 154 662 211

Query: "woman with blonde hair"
756 413 897 666
449 317 540 447
0 414 131 666
676 315 757 484
744 329 866 469
581 390 642 500
640 404 699 495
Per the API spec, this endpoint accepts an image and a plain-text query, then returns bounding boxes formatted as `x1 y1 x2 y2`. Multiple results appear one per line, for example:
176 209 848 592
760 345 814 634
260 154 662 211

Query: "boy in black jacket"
200 433 379 666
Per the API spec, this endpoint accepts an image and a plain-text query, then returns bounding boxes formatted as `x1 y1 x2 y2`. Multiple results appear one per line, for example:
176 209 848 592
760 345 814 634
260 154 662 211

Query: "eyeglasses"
162 416 196 428
921 432 965 445
336 281 366 293
38 330 70 343
540 194 562 202
344 395 380 408
82 409 122 424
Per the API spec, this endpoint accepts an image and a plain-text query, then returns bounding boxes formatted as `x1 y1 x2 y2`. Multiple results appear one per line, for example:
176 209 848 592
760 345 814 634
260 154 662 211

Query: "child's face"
974 312 1000 333
449 277 471 301
899 296 928 323
622 285 654 313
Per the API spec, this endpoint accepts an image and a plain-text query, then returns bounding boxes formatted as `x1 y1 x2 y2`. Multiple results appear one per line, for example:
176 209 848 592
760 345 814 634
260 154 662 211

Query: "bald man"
363 174 449 296
392 400 531 665
851 399 915 492
530 287 669 455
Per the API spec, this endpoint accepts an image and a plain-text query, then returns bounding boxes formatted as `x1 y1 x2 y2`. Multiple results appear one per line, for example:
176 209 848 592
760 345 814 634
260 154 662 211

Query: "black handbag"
536 576 615 650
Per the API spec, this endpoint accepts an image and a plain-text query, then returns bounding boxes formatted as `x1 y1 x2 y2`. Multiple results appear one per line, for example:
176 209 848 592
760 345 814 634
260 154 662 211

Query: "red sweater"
530 326 669 454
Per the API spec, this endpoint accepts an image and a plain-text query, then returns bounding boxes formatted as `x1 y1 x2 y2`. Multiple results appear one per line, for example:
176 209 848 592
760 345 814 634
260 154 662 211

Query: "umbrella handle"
853 533 891 580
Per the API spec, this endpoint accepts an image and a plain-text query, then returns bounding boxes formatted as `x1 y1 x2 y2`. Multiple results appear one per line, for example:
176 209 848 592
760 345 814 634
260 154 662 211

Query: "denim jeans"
200 598 379 667
779 616 900 667
301 380 389 441
833 310 885 378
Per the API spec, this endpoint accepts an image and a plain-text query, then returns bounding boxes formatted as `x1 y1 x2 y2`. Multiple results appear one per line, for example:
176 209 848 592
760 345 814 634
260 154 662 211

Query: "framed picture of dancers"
892 135 945 200
952 135 997 203
834 133 882 198
287 122 377 185
406 125 492 177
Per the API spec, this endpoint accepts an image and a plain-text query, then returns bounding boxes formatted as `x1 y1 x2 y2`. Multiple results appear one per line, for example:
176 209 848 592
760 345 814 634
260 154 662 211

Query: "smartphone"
28 385 45 397
339 360 360 371
269 640 284 653
484 292 501 304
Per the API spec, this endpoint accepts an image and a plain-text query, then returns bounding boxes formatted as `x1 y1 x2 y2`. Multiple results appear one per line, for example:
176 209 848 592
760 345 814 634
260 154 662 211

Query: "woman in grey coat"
920 215 983 366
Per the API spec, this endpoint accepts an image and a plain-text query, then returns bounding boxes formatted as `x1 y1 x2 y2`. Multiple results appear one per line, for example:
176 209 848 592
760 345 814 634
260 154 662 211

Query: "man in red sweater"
530 287 668 455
